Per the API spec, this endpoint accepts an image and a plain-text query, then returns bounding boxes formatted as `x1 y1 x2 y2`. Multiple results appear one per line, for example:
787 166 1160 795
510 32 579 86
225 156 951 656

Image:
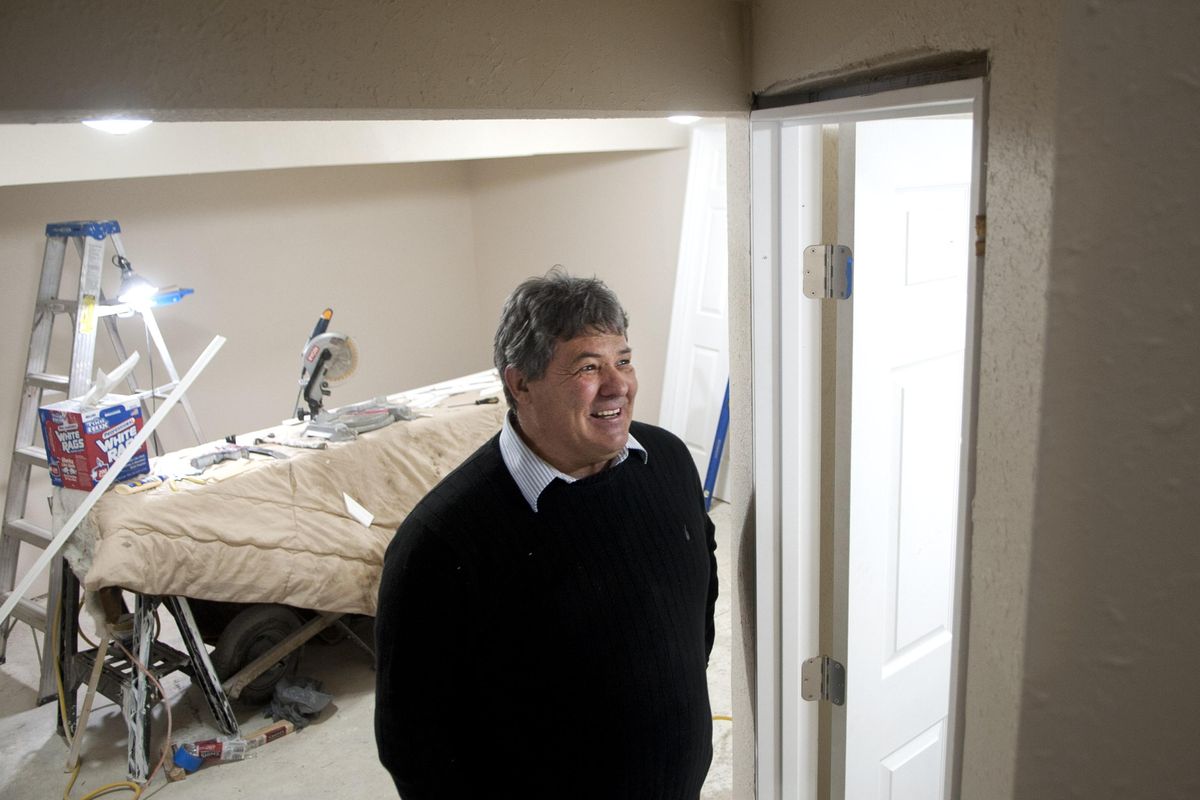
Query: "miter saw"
295 308 358 421
293 308 415 440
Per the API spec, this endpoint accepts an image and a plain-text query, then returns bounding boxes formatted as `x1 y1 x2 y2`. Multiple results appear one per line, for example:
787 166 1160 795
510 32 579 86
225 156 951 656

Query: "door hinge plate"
803 244 853 301
801 655 846 706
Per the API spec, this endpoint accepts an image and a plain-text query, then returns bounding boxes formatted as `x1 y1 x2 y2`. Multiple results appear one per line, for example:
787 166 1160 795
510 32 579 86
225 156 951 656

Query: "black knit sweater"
375 421 718 799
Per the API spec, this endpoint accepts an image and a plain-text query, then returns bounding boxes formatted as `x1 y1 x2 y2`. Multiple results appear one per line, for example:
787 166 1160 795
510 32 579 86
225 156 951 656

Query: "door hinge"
803 244 853 300
975 214 986 257
801 655 846 706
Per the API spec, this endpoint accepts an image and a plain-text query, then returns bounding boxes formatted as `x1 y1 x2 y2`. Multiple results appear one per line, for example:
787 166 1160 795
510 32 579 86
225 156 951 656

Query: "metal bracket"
801 655 846 706
803 244 853 300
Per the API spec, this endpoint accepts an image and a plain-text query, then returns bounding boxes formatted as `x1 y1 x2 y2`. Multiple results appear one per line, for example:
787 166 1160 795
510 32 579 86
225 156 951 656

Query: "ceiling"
0 119 693 188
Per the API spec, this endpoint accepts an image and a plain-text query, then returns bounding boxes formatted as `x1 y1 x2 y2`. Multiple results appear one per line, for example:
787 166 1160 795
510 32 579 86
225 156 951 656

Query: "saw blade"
322 334 358 382
302 331 352 383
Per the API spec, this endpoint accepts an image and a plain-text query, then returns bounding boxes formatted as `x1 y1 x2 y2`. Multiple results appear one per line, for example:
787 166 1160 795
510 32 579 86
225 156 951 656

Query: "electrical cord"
76 618 99 650
53 594 175 800
51 594 74 748
62 762 141 800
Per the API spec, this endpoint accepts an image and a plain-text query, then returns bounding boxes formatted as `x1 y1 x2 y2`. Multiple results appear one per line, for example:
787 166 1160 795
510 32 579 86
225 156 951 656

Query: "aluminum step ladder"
0 220 204 702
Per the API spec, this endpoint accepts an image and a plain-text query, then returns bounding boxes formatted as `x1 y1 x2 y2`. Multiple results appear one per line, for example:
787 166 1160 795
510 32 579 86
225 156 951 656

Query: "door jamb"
750 76 987 800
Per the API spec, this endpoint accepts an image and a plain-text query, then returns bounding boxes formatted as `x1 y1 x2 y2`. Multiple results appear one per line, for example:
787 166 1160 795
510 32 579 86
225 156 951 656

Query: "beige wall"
0 147 689 469
0 163 484 448
468 149 692 426
749 1 1062 797
0 1 749 122
1016 0 1200 795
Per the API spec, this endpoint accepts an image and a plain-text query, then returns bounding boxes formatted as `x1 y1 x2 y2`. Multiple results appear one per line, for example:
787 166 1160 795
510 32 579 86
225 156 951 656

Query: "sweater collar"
499 411 647 512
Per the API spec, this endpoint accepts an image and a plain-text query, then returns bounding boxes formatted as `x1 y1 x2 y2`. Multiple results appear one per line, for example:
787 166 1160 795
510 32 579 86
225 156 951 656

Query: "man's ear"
503 365 529 405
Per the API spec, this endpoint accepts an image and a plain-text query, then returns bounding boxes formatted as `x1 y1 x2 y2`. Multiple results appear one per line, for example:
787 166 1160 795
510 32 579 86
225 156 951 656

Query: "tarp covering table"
75 375 506 616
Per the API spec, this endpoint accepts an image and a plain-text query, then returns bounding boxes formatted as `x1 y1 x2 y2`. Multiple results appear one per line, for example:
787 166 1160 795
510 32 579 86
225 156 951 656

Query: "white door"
660 123 730 497
751 80 985 800
840 115 973 800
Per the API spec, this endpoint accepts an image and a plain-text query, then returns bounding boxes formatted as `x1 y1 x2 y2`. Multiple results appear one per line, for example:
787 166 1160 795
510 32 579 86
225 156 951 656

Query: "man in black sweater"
375 269 718 799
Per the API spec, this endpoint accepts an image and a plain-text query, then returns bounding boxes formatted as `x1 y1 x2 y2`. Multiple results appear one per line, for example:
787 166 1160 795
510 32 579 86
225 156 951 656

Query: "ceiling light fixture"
667 115 702 125
82 119 153 135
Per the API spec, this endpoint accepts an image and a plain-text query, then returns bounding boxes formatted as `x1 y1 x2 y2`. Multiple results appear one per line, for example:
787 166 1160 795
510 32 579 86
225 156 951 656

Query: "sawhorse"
56 568 238 781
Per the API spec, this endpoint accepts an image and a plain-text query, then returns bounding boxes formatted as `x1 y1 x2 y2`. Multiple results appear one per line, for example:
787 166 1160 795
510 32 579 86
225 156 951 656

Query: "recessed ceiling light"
667 115 702 125
82 119 153 135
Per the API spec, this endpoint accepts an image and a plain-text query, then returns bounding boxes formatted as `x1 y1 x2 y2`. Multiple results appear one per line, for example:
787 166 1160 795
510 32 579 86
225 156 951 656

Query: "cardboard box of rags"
39 396 149 491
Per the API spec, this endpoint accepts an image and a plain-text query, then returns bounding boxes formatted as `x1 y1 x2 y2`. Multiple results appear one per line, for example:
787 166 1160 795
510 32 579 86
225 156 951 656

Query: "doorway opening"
751 78 986 799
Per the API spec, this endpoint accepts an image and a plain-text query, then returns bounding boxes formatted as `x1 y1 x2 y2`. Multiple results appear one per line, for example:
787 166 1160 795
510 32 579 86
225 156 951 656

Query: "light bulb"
82 119 153 135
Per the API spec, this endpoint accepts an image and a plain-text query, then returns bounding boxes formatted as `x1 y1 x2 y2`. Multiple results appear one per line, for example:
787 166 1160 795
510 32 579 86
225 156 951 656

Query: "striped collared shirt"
499 411 647 512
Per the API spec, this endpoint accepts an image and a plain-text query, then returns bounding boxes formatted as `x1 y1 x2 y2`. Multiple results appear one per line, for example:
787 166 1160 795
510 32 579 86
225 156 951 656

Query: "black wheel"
210 604 303 705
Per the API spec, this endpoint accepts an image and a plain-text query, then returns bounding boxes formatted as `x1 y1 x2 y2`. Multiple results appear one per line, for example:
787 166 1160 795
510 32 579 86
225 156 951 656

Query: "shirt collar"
499 411 646 512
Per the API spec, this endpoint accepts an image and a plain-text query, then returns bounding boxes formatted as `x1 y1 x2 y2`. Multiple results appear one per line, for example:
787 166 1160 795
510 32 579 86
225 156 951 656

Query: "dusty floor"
0 502 733 799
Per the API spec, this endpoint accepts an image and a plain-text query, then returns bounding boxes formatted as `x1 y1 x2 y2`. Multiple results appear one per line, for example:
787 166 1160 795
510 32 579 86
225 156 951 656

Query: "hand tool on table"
253 436 327 450
447 396 500 408
189 443 289 472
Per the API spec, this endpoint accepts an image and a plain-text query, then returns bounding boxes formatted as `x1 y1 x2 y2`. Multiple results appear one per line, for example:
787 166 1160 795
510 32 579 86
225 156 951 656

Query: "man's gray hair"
493 268 629 408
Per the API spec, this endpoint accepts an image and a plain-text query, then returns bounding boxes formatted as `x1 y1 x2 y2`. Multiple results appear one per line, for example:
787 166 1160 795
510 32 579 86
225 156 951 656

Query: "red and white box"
38 396 150 491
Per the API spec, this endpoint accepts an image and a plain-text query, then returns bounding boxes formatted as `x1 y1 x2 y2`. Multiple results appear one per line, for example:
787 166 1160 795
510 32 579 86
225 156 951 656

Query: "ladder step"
0 592 47 631
26 372 69 392
14 446 49 469
38 298 78 315
3 519 52 548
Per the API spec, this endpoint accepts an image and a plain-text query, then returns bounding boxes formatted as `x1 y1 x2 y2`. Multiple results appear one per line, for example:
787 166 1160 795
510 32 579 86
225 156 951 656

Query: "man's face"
506 331 638 479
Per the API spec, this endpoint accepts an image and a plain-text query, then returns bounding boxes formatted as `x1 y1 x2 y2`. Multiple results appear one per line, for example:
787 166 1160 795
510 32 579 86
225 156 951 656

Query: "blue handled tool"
703 380 730 511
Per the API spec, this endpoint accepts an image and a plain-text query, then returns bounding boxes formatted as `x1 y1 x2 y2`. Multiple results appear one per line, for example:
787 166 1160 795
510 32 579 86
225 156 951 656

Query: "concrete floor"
0 501 733 798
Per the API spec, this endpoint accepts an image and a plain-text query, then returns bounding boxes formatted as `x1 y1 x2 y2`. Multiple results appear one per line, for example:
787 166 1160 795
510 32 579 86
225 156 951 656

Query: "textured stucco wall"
1016 1 1200 796
0 0 749 122
748 1 1062 797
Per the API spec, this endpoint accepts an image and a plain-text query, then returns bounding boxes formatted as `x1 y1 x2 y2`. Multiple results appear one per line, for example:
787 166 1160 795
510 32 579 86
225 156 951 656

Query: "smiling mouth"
591 409 622 419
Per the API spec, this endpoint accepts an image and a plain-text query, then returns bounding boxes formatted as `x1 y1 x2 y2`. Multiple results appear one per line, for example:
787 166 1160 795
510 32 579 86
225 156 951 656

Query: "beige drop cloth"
77 378 506 616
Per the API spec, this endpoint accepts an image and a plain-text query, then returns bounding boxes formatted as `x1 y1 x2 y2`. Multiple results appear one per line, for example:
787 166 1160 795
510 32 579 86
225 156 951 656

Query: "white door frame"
751 77 987 800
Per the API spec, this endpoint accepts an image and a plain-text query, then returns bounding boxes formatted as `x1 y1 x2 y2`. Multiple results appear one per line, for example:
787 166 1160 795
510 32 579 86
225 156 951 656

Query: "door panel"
843 116 972 800
890 358 960 655
880 720 948 800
